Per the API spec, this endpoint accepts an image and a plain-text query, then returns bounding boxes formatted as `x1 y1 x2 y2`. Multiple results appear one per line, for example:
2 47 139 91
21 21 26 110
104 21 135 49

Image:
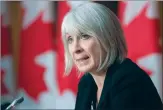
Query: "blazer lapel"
96 61 120 110
75 73 97 110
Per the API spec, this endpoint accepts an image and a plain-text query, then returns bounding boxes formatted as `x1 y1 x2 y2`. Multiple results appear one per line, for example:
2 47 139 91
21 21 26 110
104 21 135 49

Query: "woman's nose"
75 47 83 54
73 41 83 54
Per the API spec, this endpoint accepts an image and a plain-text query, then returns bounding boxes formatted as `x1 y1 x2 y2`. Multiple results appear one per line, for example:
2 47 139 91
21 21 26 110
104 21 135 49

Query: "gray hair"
61 2 127 74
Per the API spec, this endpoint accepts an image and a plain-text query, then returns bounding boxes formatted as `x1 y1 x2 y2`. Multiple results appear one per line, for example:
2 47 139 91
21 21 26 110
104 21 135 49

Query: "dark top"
75 58 163 110
1 102 10 110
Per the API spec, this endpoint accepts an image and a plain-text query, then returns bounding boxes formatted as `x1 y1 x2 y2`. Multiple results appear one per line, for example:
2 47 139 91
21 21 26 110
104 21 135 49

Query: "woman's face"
67 33 104 73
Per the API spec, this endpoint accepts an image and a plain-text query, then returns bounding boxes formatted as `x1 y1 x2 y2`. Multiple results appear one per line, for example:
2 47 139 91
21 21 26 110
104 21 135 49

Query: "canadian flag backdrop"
16 1 58 109
16 1 86 109
1 1 162 109
55 1 89 99
119 1 162 98
1 1 15 104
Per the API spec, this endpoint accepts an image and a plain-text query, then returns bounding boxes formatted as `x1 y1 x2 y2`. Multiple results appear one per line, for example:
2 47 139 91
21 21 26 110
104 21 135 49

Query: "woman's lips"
76 56 89 62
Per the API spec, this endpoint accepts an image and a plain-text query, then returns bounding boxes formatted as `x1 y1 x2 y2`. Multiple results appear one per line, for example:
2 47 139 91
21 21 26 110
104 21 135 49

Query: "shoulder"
78 73 92 85
77 73 96 90
75 73 97 109
108 58 163 109
111 58 153 86
109 58 160 99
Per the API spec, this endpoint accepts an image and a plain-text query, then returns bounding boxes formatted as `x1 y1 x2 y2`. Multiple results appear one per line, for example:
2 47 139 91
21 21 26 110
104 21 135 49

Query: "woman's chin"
78 69 89 73
77 66 94 73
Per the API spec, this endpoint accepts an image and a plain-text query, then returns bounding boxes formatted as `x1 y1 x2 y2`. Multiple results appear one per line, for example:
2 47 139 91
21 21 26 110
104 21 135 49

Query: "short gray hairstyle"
61 2 127 74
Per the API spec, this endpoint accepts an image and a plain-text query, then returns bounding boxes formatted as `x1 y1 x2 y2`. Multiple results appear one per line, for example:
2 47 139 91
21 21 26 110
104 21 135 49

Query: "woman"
61 2 163 110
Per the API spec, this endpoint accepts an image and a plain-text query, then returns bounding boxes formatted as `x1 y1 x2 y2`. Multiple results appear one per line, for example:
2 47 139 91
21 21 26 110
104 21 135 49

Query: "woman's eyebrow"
66 34 71 38
80 32 85 35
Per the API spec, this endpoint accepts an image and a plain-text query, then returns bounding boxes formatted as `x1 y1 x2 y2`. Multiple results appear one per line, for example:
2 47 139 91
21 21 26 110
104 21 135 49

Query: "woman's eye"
67 37 73 44
81 34 90 40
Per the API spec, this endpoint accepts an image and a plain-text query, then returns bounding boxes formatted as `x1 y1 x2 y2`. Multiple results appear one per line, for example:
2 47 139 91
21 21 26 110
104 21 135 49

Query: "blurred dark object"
95 1 118 15
1 102 10 110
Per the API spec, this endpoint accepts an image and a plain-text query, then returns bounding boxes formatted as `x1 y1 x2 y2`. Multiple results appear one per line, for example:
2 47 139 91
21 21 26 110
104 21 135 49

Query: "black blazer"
75 58 163 110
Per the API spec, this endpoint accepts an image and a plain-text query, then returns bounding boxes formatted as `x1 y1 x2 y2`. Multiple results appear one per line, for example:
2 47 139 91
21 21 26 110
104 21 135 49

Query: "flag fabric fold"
1 1 15 104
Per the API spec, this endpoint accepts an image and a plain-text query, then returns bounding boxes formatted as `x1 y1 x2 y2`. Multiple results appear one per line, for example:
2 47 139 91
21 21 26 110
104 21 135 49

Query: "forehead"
64 23 81 38
65 32 85 38
64 24 86 38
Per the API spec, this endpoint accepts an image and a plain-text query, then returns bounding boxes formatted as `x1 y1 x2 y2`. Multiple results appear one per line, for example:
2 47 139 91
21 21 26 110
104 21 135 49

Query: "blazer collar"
96 59 121 109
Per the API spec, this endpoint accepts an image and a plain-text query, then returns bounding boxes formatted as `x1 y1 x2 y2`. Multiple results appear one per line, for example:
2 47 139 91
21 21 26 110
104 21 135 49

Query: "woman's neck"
90 70 107 104
90 70 106 89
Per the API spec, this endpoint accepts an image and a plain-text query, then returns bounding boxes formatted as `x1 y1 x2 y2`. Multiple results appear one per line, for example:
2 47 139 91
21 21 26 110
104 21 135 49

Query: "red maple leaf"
18 10 55 101
119 2 161 75
1 16 11 57
55 1 81 96
1 70 9 95
1 15 11 95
